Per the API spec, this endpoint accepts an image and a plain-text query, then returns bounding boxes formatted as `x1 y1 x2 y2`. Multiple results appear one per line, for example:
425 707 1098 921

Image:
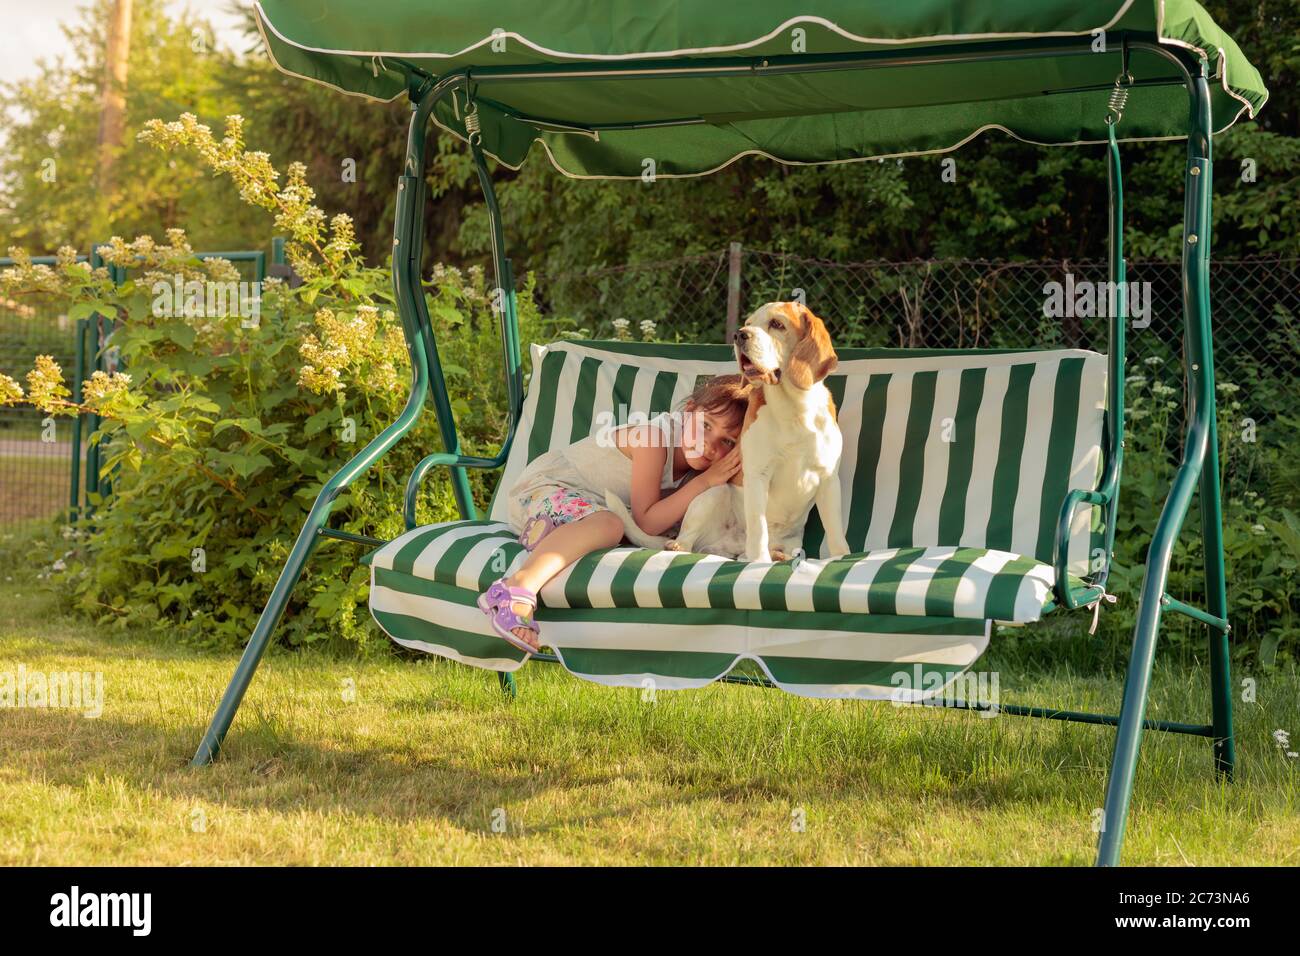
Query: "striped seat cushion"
366 527 990 701
367 519 1061 623
491 340 1106 572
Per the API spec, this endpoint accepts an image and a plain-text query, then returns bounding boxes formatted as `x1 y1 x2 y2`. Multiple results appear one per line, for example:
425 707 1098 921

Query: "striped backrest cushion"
489 341 1106 575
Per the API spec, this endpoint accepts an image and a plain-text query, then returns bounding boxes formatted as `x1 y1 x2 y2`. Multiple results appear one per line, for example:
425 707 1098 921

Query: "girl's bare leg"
503 510 623 647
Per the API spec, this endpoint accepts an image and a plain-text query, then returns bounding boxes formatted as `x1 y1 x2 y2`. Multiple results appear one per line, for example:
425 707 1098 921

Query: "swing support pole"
190 75 467 766
1095 44 1233 866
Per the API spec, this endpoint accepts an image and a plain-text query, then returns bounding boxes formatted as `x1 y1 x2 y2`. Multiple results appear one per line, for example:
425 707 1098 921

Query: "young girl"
479 375 753 653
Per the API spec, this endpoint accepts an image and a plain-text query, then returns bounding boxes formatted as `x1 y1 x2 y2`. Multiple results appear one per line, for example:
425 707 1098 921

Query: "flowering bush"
1 114 558 650
1055 355 1299 668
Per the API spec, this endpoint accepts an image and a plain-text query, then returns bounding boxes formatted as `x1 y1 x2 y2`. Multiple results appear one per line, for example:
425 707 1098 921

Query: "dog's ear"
787 305 838 389
742 388 765 433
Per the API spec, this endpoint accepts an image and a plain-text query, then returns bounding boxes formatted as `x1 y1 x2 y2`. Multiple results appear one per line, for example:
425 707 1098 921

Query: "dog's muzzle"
733 329 778 383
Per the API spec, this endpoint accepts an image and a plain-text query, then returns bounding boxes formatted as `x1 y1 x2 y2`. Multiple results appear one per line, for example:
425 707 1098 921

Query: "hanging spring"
464 85 483 146
1105 38 1133 127
1104 71 1134 126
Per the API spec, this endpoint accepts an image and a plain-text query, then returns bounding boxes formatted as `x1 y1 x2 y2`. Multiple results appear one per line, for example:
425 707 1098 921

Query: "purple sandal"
477 578 541 655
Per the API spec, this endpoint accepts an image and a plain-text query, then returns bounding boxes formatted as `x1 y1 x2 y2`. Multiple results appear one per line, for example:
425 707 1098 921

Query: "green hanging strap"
1084 63 1133 627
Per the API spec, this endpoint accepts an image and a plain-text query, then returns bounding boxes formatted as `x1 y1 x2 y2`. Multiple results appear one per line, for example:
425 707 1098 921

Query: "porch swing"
196 2 1268 867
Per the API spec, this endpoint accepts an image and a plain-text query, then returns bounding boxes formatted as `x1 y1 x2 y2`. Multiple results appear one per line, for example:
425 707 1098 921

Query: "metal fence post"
83 245 105 523
68 318 87 521
725 241 743 342
85 313 103 520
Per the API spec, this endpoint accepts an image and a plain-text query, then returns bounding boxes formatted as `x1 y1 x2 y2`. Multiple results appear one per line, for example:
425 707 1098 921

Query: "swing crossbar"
1161 594 1231 633
518 653 1214 736
919 699 1215 736
316 527 389 548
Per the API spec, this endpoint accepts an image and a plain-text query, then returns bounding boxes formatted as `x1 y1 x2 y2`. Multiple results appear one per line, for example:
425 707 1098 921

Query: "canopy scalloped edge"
251 0 1268 181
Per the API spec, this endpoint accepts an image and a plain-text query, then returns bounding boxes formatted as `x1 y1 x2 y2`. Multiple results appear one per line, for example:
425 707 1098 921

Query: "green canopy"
254 0 1268 178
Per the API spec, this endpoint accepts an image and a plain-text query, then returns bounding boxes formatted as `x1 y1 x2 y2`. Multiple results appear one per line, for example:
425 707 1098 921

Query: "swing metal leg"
498 671 517 698
191 502 325 765
191 368 434 766
1096 55 1228 865
191 76 464 766
1097 579 1168 866
1197 262 1236 785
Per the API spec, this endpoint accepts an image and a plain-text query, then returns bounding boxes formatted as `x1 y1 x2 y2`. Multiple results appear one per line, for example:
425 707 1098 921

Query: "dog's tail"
604 490 671 549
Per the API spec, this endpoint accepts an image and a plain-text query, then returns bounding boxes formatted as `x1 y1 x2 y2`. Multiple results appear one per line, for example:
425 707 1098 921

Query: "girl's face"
682 404 742 469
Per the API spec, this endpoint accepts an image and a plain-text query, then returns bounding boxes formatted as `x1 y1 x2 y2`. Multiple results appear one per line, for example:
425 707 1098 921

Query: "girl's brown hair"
680 373 753 429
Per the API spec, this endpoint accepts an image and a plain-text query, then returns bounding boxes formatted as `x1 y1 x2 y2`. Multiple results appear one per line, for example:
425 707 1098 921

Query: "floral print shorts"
517 487 598 550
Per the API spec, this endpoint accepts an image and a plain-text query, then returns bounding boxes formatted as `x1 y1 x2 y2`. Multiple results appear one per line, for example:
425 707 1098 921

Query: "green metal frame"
194 250 268 282
190 33 1235 868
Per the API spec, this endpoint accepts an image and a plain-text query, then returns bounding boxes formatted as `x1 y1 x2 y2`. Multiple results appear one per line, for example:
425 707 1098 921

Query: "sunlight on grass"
0 528 1296 865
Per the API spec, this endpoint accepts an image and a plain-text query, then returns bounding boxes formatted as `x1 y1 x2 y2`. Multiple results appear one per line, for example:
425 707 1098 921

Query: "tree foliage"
1 2 1295 269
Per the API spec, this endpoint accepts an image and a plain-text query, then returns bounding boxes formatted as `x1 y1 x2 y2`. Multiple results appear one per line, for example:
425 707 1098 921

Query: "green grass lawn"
0 525 1296 866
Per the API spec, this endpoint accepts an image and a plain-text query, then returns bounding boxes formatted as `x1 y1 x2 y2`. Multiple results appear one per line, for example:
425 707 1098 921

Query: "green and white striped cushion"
368 539 989 701
368 519 1059 623
491 341 1106 573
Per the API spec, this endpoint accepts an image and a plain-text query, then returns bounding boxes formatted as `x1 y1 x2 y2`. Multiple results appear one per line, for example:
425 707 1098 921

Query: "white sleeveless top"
507 411 687 529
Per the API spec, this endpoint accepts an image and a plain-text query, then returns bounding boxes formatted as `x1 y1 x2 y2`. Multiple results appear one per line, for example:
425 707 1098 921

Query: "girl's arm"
627 443 741 536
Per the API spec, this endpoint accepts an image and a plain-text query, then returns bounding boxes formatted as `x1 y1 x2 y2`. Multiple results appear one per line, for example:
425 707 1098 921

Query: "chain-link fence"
533 247 1298 414
0 286 83 528
7 245 1295 525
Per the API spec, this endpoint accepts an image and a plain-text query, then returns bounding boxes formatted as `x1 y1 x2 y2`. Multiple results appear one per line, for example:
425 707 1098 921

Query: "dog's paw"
769 548 790 562
665 539 683 552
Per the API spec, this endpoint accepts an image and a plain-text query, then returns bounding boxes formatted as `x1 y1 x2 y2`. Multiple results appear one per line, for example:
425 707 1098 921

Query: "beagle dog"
607 302 851 562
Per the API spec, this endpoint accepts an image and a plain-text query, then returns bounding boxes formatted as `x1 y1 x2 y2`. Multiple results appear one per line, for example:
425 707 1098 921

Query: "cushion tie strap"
1088 588 1118 635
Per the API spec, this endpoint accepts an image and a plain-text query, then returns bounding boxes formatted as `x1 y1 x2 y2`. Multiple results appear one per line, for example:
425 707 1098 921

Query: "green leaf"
166 321 197 350
187 398 222 417
432 305 464 326
1262 515 1300 561
1258 630 1280 668
68 302 103 321
213 416 264 437
303 407 337 438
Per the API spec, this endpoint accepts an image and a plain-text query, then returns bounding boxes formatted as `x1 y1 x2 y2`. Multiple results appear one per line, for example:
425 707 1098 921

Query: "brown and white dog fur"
607 302 851 562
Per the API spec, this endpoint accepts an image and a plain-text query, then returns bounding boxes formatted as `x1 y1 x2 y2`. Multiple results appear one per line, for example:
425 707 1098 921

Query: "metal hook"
1105 58 1135 126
